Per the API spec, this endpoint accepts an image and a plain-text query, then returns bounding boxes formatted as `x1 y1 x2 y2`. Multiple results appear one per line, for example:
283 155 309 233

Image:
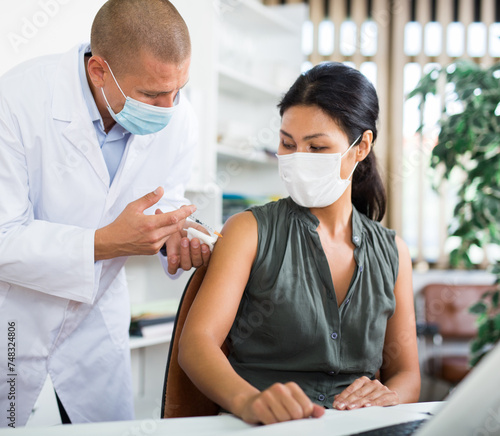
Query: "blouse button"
328 370 335 375
331 332 338 340
359 264 364 272
353 236 360 243
345 298 350 304
318 394 325 401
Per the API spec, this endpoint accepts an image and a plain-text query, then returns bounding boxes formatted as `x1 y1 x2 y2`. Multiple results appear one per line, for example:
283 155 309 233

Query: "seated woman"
178 62 420 425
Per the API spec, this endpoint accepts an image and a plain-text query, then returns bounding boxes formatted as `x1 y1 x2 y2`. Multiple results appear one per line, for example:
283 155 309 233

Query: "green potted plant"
408 60 500 366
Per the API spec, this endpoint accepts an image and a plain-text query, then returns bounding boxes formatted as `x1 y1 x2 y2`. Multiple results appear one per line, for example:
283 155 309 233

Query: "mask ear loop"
346 161 359 181
103 60 127 100
100 87 114 112
341 134 362 158
342 134 362 180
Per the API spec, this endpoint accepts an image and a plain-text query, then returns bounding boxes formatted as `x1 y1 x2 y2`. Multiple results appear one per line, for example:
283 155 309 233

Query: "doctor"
0 0 209 427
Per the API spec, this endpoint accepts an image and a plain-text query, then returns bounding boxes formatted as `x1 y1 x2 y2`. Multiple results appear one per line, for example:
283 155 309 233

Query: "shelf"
129 334 172 350
186 184 222 194
221 0 297 35
218 64 284 101
217 144 278 165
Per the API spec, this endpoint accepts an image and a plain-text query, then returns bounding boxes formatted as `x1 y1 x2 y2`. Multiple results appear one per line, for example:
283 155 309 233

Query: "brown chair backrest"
423 283 495 339
162 266 229 418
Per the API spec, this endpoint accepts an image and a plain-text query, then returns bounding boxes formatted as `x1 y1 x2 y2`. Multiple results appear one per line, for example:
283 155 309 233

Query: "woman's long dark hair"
278 62 386 222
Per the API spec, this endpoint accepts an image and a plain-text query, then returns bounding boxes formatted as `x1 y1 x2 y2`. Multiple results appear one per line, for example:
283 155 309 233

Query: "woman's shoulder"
222 198 294 239
221 210 258 235
354 208 403 282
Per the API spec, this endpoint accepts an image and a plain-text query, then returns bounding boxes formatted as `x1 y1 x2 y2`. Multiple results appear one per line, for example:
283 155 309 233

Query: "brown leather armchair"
418 283 495 395
161 266 228 418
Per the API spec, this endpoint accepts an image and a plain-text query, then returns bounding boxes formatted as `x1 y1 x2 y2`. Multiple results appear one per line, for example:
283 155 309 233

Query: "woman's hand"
236 382 325 425
332 377 400 410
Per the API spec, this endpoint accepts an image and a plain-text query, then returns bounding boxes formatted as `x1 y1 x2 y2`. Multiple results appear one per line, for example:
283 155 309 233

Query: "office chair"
162 265 229 418
418 283 494 397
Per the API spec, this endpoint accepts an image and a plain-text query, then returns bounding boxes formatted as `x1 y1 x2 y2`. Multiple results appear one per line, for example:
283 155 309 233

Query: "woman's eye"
310 146 326 151
281 141 295 149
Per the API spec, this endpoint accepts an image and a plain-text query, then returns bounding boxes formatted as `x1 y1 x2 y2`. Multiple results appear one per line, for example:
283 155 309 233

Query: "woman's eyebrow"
280 129 294 139
280 130 330 141
303 133 328 141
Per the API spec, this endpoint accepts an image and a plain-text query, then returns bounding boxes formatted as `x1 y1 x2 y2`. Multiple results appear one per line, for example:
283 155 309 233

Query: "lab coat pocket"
98 270 131 351
0 281 10 309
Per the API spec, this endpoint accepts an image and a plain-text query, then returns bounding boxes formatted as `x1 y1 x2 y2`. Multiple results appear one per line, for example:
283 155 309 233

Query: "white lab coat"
0 43 197 426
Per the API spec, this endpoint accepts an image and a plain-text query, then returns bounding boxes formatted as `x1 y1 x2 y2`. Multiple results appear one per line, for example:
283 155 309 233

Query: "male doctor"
0 0 210 427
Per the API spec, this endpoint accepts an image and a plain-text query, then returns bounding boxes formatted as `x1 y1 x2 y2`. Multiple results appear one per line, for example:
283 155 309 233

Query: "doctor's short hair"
90 0 191 76
278 62 386 222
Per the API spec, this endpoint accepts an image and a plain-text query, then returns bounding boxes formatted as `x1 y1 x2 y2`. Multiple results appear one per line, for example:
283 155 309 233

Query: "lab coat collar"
78 43 102 124
51 44 110 186
52 43 89 122
51 43 157 188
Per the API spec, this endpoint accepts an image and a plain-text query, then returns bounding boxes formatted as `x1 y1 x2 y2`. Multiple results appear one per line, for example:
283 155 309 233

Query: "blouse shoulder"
247 198 292 222
245 198 295 273
355 209 399 284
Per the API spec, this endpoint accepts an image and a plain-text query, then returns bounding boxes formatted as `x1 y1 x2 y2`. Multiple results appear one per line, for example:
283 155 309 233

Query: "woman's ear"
356 130 373 162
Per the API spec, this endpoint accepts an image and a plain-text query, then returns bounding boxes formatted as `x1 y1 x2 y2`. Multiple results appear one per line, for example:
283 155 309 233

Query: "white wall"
1 0 108 77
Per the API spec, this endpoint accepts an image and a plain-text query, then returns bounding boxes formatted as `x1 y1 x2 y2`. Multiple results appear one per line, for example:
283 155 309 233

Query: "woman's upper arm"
381 235 420 380
180 211 258 347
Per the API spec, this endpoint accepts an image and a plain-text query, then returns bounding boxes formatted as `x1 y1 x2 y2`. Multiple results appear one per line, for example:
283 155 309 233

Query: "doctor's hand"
159 216 211 274
94 187 195 261
332 376 400 410
236 382 325 425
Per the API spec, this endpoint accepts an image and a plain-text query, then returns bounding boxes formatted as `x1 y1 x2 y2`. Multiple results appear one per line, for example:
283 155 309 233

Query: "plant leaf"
469 301 488 314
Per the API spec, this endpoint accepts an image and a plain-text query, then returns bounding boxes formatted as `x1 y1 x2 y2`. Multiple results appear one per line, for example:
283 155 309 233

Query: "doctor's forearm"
94 227 121 261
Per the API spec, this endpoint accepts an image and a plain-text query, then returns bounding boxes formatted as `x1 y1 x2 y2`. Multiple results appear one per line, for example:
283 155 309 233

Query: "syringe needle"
163 200 223 238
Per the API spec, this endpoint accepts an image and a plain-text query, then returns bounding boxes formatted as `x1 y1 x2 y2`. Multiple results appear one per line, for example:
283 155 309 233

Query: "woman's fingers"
284 382 321 420
312 404 326 417
249 395 279 425
333 377 399 410
244 382 324 425
333 376 370 409
365 390 400 407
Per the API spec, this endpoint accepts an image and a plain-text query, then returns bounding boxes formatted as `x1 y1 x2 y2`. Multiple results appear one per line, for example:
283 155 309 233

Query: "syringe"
163 200 223 238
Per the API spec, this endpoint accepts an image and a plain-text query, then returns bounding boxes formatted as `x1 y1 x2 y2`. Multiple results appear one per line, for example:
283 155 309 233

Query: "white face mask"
277 135 361 208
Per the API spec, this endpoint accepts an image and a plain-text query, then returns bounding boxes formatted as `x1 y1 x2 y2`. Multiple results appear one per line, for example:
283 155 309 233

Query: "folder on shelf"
129 299 179 338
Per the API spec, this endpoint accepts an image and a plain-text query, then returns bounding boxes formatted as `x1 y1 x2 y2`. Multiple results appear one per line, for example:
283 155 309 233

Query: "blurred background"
2 0 499 425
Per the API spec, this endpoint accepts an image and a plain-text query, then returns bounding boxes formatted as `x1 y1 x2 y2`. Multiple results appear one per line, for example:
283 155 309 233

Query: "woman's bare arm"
178 211 324 424
380 235 421 402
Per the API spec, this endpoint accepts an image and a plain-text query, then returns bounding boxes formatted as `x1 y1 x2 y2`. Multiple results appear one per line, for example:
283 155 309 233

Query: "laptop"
353 342 500 435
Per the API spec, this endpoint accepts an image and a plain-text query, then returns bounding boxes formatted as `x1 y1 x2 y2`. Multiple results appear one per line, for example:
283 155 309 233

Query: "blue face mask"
101 60 178 135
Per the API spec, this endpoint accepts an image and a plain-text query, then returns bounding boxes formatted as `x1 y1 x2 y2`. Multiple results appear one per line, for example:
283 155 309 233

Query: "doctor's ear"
86 56 107 88
355 130 373 162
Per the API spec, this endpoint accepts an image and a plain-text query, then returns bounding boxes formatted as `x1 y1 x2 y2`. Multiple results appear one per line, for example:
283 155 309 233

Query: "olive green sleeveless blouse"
227 198 399 408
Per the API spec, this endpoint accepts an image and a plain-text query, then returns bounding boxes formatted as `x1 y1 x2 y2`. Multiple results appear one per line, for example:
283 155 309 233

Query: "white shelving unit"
218 64 283 101
217 143 278 165
125 0 307 420
218 0 298 34
216 1 306 205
